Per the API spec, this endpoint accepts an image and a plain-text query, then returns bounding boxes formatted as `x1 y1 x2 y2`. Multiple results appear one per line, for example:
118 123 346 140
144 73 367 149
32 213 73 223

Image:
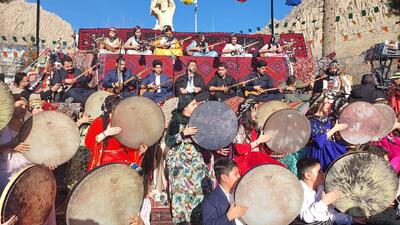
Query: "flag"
237 0 247 2
286 0 302 6
181 0 195 4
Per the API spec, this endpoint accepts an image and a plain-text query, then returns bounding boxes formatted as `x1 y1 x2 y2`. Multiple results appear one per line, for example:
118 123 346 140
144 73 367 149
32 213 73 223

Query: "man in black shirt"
11 72 59 101
175 60 210 101
349 74 386 103
208 63 237 101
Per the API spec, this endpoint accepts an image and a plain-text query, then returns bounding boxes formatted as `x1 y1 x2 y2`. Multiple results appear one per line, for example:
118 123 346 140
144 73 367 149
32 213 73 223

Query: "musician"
124 26 152 55
103 57 138 98
11 72 60 101
202 158 248 225
186 33 218 57
221 35 252 57
208 63 237 101
154 25 184 56
175 60 210 101
243 61 284 102
258 35 284 57
349 74 386 104
99 27 123 54
304 95 348 172
140 59 173 103
388 72 400 114
85 95 148 171
52 57 96 104
280 75 312 103
313 61 351 98
233 99 285 175
296 157 366 225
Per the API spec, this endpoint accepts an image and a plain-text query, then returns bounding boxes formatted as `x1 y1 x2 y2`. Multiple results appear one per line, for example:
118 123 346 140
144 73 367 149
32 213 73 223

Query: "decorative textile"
69 51 98 88
79 29 308 58
43 102 82 118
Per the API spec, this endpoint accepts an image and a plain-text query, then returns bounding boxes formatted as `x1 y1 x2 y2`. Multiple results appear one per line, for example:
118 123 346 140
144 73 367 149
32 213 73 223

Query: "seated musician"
103 57 138 98
99 27 123 54
85 95 148 171
154 25 184 56
175 60 210 101
221 35 252 57
296 157 366 225
258 35 285 57
202 158 248 225
140 59 173 103
313 61 351 98
11 72 60 101
124 26 152 55
208 63 237 101
280 75 312 103
51 56 96 105
186 33 218 57
349 74 386 104
243 61 284 102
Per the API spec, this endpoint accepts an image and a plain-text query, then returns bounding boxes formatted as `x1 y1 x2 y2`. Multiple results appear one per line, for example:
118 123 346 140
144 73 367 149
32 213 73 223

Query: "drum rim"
373 103 397 140
84 91 113 117
256 100 289 128
0 81 15 130
65 163 144 225
188 101 238 150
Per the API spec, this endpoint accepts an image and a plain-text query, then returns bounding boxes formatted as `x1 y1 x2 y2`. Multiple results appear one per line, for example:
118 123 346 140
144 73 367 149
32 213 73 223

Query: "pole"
194 0 198 32
270 0 274 37
36 0 40 54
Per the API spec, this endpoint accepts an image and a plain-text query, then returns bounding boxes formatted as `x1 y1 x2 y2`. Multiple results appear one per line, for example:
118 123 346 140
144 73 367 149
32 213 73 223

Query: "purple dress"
305 115 347 171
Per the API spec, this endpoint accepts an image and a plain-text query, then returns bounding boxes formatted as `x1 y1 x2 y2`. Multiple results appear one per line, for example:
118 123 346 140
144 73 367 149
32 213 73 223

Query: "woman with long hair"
124 26 152 55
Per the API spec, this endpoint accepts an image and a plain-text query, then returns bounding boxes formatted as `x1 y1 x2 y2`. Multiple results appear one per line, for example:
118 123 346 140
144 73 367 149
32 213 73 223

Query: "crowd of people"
0 27 400 225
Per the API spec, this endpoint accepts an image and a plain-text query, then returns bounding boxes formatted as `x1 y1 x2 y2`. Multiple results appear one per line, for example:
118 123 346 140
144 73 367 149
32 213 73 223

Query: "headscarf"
238 98 257 120
171 94 195 125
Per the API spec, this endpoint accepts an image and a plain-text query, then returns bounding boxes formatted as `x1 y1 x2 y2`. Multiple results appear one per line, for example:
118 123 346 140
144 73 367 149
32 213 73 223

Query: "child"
296 157 366 225
202 158 247 225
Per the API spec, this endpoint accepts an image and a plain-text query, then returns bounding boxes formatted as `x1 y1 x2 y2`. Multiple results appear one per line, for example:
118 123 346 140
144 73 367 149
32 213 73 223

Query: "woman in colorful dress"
165 94 209 224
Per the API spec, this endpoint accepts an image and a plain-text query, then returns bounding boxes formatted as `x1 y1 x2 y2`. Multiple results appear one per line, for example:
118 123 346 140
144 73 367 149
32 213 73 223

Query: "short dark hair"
361 74 374 85
152 59 163 68
286 75 297 86
63 56 73 65
357 144 387 158
14 72 27 86
214 157 238 183
188 59 197 65
297 157 320 179
229 34 237 42
256 60 267 68
116 57 125 64
218 63 228 69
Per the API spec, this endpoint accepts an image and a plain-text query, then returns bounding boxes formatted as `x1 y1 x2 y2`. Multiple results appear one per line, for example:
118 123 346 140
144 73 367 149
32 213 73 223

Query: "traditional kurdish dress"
373 132 400 174
165 110 209 224
389 84 400 114
84 117 142 171
305 115 347 172
233 125 285 175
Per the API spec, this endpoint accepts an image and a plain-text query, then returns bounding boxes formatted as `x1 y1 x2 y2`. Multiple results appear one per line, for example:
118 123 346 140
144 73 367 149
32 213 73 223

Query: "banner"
286 0 302 6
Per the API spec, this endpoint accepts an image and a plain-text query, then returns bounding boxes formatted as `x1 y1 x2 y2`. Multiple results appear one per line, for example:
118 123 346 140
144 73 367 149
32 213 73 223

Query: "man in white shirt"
221 35 252 57
296 157 366 225
202 158 247 225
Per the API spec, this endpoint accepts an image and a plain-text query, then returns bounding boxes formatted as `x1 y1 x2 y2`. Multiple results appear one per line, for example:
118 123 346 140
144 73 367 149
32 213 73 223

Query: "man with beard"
99 27 123 54
208 63 237 101
103 57 138 98
175 60 210 101
11 72 60 101
51 56 96 104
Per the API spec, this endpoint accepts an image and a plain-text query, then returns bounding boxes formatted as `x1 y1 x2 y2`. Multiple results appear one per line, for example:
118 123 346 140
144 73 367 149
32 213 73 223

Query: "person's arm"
300 199 331 223
124 37 140 50
208 77 224 92
222 44 232 54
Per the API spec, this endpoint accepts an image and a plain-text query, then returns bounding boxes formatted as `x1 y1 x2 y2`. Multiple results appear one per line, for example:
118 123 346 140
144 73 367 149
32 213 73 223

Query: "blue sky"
27 0 293 33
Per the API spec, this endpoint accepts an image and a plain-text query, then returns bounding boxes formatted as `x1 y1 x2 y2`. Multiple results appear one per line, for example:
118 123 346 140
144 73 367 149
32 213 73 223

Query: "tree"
322 0 336 57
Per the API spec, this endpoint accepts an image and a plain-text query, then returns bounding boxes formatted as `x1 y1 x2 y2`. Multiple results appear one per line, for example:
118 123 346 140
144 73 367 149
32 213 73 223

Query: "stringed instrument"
153 37 193 49
259 41 296 58
228 41 260 56
139 73 185 96
210 77 260 95
187 41 226 56
62 63 100 92
106 67 151 95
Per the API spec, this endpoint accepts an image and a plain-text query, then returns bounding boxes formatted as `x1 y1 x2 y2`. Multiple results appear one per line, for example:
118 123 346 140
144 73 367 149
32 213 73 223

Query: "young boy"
202 158 248 225
296 157 366 225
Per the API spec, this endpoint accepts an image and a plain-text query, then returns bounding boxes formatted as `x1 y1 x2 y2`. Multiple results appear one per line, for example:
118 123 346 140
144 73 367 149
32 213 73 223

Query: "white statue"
150 0 176 30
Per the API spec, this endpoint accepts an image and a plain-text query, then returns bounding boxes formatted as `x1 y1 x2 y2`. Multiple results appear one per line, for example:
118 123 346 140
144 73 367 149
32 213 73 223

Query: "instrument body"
84 91 113 119
0 81 15 130
106 68 150 95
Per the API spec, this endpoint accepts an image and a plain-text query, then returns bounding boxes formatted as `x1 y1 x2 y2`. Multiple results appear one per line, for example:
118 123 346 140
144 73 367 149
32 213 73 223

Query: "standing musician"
103 57 139 98
243 61 284 102
51 56 96 105
175 60 210 101
221 35 252 57
186 33 218 57
124 26 152 55
85 95 148 171
153 25 185 56
208 63 237 101
140 59 173 103
99 27 123 54
11 72 60 101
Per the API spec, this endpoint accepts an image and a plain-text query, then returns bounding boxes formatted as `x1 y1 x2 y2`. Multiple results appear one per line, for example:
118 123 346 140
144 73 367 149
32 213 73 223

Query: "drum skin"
263 109 311 154
161 97 179 126
111 96 165 148
66 163 144 225
0 81 14 131
19 111 80 166
325 152 398 217
84 91 113 119
189 101 238 150
234 164 303 225
0 165 56 225
373 103 396 140
256 101 289 129
339 101 381 145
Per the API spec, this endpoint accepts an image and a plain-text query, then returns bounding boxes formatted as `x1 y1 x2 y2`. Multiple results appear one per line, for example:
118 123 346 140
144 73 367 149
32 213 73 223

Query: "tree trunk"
322 0 336 56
